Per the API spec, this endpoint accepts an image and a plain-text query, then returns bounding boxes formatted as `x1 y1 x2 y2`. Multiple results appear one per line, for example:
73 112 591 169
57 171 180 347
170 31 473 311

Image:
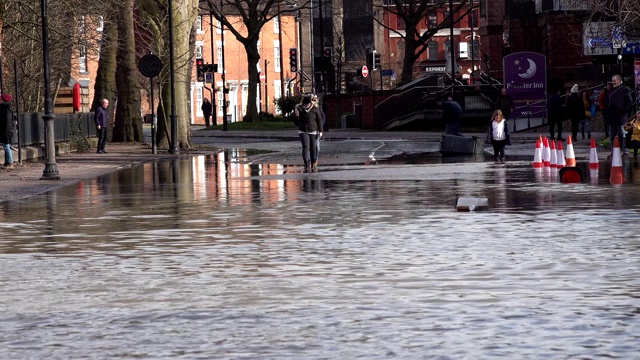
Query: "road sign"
259 72 265 80
138 54 163 78
381 69 394 76
362 65 369 78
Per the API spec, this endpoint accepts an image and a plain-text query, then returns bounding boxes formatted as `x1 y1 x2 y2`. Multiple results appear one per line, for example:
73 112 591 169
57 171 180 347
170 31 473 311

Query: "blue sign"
623 42 640 54
381 69 394 76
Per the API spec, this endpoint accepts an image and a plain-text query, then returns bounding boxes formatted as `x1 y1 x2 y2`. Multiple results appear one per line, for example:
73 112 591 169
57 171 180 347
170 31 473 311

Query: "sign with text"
635 60 640 108
503 52 547 119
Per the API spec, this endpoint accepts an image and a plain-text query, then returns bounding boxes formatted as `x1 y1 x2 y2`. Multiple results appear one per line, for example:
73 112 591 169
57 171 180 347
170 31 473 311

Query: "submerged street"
0 133 639 358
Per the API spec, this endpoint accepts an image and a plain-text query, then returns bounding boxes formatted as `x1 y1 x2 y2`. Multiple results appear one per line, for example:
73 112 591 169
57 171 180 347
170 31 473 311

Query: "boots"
303 159 311 173
311 160 318 172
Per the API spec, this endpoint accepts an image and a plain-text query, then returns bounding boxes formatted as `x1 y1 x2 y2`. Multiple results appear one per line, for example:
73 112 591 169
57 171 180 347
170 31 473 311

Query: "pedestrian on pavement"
565 84 584 142
494 87 514 121
201 98 213 128
311 94 325 158
440 95 462 136
607 74 633 156
598 82 612 137
294 94 323 172
547 88 564 141
94 98 110 154
580 89 592 140
624 111 640 159
0 94 15 170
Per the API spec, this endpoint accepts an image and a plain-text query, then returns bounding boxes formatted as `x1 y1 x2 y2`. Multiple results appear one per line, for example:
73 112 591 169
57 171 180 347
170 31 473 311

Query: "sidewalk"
0 129 612 203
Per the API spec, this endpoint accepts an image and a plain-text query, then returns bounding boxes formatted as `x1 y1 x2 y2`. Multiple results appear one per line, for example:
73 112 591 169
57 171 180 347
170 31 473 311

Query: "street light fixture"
40 0 60 179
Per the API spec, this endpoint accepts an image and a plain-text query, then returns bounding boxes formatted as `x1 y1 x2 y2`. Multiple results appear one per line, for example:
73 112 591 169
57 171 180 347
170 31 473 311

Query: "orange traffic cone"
542 137 551 167
610 136 624 185
549 140 557 168
556 140 566 168
589 137 599 170
533 138 543 168
565 135 576 167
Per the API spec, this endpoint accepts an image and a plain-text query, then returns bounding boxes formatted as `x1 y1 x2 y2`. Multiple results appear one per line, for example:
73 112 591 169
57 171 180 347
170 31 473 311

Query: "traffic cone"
556 140 566 168
610 136 624 185
565 135 576 167
533 138 543 168
542 137 551 167
549 140 558 168
589 137 599 170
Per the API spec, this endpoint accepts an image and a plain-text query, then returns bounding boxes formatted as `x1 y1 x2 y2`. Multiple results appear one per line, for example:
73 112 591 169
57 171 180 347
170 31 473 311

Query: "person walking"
201 98 213 128
294 94 323 172
565 84 584 142
440 95 462 136
607 74 633 156
580 89 592 140
0 94 15 170
598 82 612 137
486 109 511 164
547 88 564 141
94 98 110 154
495 88 514 121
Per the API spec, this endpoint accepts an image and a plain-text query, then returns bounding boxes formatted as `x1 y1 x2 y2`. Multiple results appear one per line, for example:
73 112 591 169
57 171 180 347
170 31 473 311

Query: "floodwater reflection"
1 152 639 358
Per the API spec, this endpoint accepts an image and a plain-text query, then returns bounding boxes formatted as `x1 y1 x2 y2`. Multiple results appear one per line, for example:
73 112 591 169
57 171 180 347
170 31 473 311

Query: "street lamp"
40 0 60 179
168 0 179 154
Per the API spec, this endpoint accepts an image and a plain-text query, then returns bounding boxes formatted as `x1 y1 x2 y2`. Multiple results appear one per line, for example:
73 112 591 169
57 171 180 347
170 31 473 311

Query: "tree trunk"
91 18 118 120
155 0 198 149
399 27 419 86
244 42 260 123
113 0 143 143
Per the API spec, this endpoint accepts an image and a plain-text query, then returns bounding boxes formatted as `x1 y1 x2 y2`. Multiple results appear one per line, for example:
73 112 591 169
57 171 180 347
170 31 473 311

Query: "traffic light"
372 50 381 71
323 47 332 59
366 49 373 69
289 48 298 72
196 58 205 82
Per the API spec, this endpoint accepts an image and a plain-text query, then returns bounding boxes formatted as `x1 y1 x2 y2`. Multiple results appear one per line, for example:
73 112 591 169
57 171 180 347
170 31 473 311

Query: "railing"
12 112 97 147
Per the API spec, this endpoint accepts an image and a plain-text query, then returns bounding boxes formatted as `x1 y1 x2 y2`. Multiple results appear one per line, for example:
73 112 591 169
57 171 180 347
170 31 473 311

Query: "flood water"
1 152 639 359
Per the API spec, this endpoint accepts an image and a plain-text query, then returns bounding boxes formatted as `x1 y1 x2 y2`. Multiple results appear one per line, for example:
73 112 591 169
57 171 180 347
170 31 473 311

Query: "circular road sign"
362 65 369 78
138 54 163 78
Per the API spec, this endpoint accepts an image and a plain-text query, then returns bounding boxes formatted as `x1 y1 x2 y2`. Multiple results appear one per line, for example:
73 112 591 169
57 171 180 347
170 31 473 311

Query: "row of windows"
196 16 281 34
396 9 478 30
427 41 479 60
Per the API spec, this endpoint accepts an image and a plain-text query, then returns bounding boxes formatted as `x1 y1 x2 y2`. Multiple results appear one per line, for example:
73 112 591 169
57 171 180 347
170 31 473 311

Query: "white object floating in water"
456 197 489 211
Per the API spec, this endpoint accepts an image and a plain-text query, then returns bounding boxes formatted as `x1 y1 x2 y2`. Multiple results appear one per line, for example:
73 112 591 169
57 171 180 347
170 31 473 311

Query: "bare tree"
201 0 310 123
365 0 471 86
584 0 640 39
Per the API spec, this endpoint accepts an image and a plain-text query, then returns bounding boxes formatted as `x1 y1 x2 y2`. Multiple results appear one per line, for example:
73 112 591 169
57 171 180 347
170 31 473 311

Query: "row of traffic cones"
533 135 624 184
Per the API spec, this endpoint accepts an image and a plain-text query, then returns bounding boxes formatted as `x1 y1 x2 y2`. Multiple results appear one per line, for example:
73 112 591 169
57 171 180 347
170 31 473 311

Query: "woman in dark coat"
565 84 584 142
294 94 324 172
0 94 15 170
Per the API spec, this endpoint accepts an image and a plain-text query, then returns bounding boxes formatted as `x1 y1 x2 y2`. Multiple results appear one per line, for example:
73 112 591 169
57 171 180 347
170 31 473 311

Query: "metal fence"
12 112 96 146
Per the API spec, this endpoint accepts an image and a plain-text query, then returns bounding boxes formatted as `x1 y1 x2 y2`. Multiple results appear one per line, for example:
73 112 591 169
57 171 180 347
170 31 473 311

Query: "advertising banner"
635 60 640 108
503 52 547 119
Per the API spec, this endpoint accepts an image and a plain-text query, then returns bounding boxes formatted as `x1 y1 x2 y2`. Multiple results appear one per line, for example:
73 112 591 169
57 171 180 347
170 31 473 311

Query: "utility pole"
221 0 228 130
209 9 217 125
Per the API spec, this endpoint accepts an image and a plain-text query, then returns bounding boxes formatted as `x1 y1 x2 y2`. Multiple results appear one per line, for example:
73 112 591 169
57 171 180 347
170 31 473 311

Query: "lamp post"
168 0 179 154
40 0 60 179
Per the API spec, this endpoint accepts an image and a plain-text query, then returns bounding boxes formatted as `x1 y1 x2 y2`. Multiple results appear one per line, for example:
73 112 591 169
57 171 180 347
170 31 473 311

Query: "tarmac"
0 127 612 203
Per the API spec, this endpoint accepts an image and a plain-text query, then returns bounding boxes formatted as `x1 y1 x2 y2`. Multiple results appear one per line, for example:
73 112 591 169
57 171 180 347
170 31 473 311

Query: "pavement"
0 127 613 203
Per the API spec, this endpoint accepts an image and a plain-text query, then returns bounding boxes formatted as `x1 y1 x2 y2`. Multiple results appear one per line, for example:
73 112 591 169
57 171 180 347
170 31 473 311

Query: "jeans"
579 118 591 139
299 132 318 167
97 127 108 152
3 143 13 164
491 139 507 160
610 124 627 153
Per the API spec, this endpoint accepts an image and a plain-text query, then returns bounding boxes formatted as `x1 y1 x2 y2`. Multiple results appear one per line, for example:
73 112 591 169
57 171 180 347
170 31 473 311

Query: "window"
427 13 437 28
274 42 281 72
217 43 223 73
468 9 478 28
480 0 486 17
428 41 439 60
79 45 88 73
274 16 280 34
217 20 223 34
217 90 224 116
196 87 203 115
471 40 480 59
196 16 203 33
459 42 469 58
273 80 282 113
96 16 104 32
397 17 405 30
78 16 86 34
196 42 203 59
